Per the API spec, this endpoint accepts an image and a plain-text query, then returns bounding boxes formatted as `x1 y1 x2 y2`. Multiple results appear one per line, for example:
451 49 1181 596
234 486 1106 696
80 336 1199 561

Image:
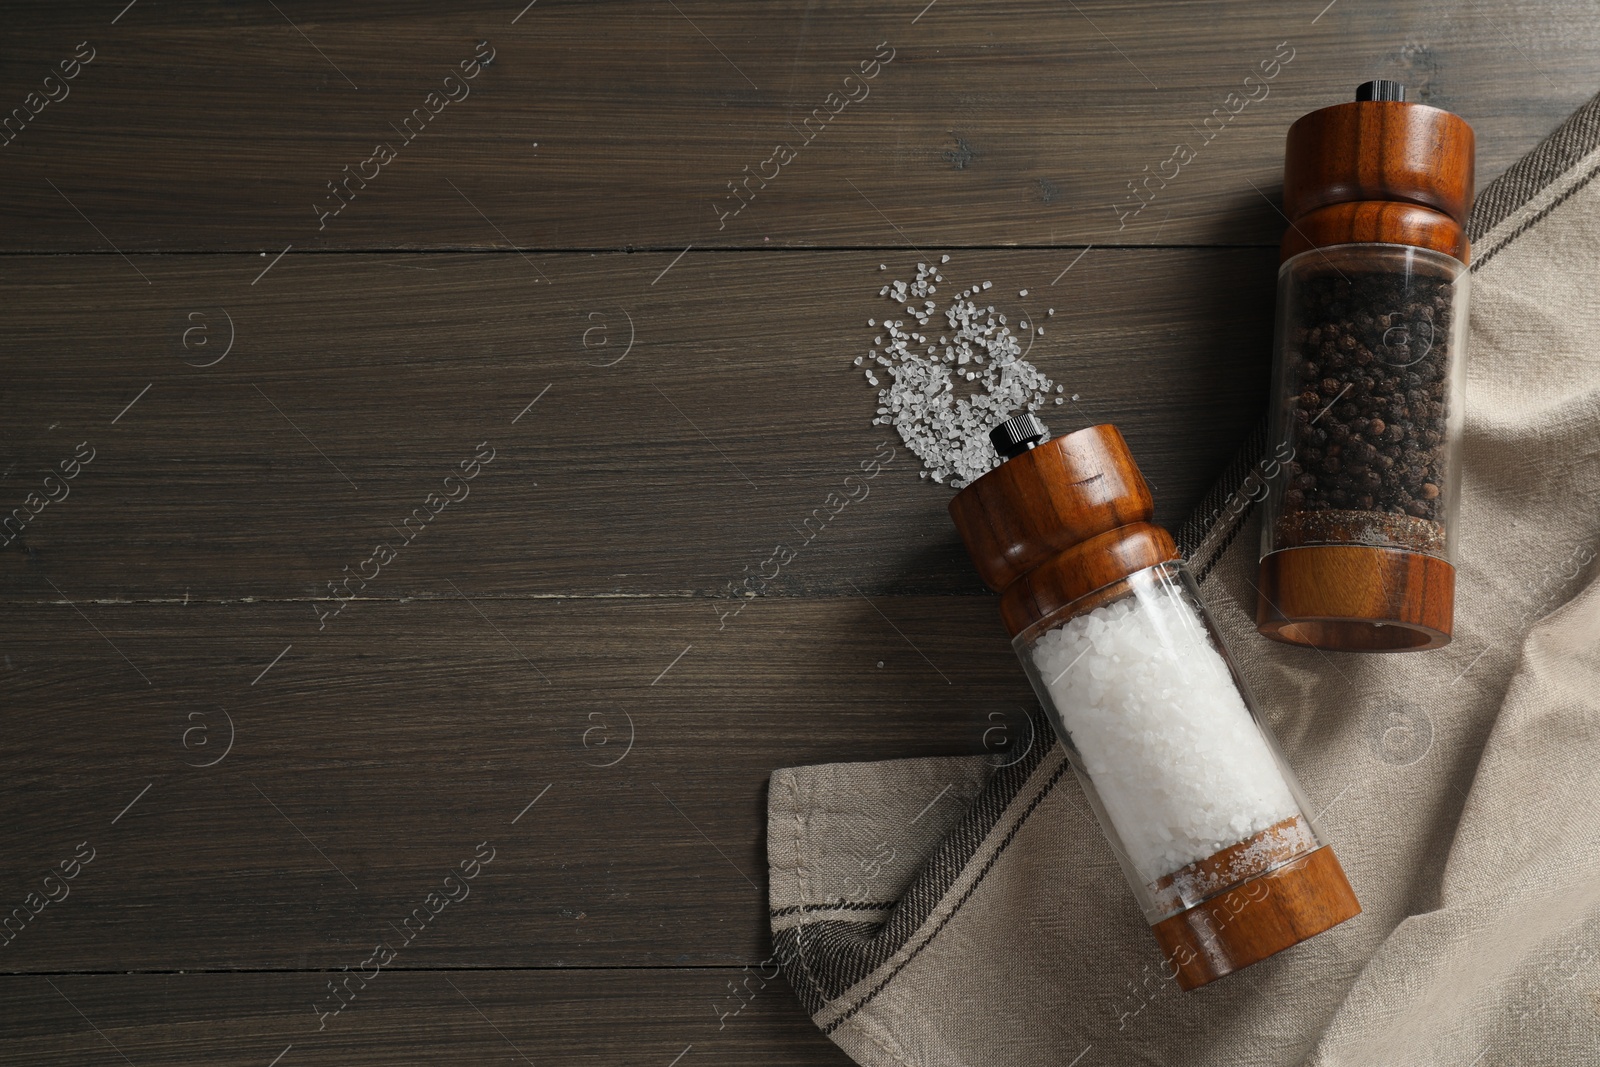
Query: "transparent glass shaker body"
1014 560 1327 922
1261 243 1470 564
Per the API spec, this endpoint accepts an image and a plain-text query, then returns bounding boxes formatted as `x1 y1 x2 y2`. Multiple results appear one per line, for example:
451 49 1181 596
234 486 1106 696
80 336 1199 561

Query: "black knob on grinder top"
1355 79 1405 102
989 413 1049 460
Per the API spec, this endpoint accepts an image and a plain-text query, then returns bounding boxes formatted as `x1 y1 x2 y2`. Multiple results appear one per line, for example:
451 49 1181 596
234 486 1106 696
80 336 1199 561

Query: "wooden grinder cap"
1280 79 1475 263
948 423 1178 638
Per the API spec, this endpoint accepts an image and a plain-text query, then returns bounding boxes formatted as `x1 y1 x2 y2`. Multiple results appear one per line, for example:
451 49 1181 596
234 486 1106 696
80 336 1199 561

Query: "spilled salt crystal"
857 255 1055 488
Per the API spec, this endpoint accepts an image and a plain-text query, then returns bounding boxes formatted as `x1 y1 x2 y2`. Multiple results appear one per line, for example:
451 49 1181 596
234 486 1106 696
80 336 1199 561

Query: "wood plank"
0 1 1592 251
0 596 1030 970
0 969 851 1065
0 248 1274 602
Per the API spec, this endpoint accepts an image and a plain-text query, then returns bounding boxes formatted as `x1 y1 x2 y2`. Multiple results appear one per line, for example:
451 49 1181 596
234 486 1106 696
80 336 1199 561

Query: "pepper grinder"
950 416 1359 990
1257 80 1474 651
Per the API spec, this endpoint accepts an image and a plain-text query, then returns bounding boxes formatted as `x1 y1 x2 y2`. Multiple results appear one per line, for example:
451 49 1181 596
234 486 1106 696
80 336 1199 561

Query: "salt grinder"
1257 80 1474 651
949 416 1359 990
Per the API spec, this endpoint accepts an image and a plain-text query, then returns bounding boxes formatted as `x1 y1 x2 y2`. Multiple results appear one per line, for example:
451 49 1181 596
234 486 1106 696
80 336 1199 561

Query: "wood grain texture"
1283 101 1475 223
1281 198 1468 261
1281 97 1474 260
0 249 1277 602
0 969 849 1065
1152 844 1361 991
948 424 1185 635
1257 544 1455 650
949 424 1157 592
0 596 1031 972
0 1 1595 251
1000 523 1179 637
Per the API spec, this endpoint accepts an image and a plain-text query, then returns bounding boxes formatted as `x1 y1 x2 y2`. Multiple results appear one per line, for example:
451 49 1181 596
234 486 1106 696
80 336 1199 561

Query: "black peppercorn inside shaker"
1256 85 1474 652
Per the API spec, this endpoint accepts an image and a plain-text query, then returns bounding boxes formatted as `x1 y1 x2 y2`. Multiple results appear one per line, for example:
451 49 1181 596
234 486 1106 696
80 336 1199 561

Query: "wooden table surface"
2 3 1594 1064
